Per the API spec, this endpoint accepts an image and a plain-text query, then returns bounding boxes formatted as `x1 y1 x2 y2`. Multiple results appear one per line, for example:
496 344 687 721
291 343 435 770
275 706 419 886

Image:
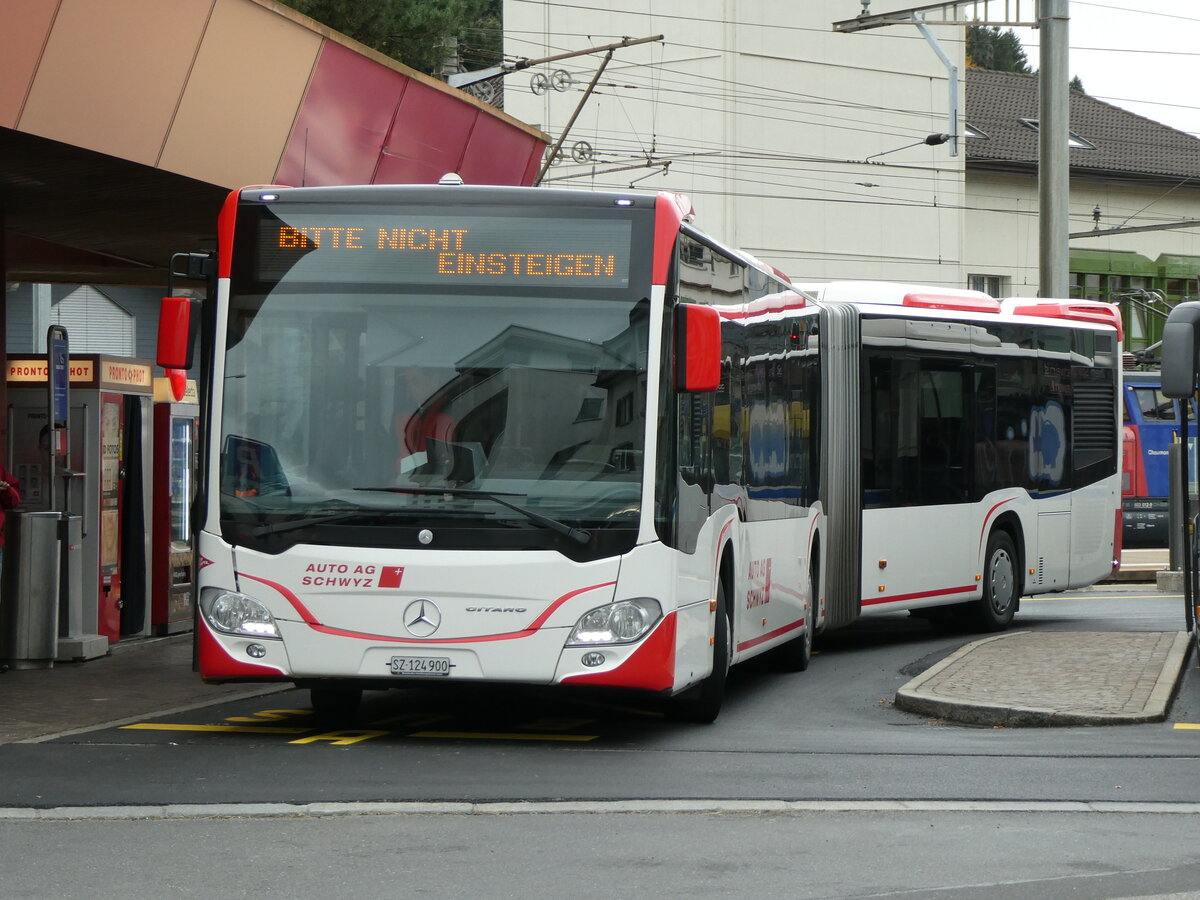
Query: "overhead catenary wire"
503 3 1200 244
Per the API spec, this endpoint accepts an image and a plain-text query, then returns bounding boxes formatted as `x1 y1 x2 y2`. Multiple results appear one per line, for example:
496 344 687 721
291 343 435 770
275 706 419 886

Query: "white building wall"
504 0 969 287
965 170 1200 298
1070 176 1200 264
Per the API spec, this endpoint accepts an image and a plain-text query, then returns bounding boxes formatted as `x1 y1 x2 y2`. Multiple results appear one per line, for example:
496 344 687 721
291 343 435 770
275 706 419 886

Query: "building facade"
504 0 969 286
505 1 1200 349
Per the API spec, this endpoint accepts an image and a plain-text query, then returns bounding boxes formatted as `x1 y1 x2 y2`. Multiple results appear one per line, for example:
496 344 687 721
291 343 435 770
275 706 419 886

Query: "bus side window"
974 365 998 499
918 363 970 504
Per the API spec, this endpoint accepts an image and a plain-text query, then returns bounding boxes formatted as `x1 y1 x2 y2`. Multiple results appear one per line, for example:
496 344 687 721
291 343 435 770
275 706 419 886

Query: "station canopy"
1 0 546 287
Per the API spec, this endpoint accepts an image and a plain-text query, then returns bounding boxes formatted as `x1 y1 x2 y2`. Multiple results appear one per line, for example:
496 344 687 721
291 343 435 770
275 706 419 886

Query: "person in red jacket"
0 461 21 604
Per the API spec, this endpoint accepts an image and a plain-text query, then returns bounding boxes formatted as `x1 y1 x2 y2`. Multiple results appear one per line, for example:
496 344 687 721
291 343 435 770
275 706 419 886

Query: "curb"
894 631 1192 727
5 799 1200 820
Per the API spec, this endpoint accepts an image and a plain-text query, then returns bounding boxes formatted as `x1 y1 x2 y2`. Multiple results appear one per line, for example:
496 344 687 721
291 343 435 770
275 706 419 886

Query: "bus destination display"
254 212 634 289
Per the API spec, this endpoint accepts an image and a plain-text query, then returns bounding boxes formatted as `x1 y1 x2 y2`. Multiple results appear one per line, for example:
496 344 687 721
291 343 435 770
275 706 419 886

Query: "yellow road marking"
121 723 311 734
119 722 597 742
411 731 597 742
226 709 311 723
290 730 387 746
1173 723 1200 730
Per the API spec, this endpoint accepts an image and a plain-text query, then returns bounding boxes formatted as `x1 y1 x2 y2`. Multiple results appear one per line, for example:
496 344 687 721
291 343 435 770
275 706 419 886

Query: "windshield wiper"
354 486 591 545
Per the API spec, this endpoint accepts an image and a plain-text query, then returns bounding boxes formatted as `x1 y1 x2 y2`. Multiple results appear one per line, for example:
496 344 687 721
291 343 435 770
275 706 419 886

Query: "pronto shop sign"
7 355 154 394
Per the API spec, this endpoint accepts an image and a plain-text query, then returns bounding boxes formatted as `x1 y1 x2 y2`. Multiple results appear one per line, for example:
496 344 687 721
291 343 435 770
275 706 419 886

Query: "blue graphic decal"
1028 400 1065 485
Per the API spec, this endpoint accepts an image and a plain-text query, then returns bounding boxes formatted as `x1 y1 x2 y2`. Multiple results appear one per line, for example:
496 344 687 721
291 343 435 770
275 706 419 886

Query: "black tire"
669 580 731 723
970 530 1019 632
309 685 364 721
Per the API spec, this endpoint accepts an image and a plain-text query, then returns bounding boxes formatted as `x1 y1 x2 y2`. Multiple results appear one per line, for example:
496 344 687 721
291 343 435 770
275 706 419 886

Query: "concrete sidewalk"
0 635 288 744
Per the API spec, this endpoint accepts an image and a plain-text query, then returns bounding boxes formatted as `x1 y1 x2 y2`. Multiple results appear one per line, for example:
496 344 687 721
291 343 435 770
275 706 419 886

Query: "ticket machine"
7 355 154 652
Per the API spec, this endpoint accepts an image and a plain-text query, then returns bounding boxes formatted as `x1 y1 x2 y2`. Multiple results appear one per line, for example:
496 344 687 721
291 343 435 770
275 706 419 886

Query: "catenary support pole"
1038 0 1070 297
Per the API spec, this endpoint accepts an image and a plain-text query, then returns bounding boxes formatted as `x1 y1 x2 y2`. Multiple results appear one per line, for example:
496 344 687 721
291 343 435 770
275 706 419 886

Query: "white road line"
4 799 1200 820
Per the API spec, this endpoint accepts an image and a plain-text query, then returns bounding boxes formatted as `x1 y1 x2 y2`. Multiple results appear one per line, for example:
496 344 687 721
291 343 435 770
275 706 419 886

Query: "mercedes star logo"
403 599 441 637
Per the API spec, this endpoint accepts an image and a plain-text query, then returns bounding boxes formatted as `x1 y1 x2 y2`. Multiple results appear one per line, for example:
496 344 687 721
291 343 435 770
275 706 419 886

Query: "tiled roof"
965 68 1200 179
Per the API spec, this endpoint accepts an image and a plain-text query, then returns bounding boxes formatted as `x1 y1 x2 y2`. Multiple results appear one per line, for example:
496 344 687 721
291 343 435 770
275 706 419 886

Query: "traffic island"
895 630 1192 727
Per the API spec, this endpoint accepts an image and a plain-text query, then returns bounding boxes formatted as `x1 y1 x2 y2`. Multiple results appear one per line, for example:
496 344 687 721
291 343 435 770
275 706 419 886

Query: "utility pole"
1038 0 1070 298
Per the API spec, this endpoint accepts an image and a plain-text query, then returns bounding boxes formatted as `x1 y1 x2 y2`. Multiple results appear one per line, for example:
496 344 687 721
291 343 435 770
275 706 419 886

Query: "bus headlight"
200 589 281 639
566 598 662 646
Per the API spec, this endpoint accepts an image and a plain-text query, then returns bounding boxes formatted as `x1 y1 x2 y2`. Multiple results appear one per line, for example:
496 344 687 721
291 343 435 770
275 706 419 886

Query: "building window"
615 393 634 427
1018 118 1097 150
968 274 1006 297
52 287 135 355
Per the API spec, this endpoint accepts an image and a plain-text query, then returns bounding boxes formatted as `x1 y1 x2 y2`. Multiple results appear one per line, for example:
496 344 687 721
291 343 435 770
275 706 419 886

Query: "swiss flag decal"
378 566 405 588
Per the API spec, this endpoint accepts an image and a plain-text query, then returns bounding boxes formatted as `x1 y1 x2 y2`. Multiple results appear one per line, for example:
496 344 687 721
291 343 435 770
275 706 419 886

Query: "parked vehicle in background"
1121 371 1194 547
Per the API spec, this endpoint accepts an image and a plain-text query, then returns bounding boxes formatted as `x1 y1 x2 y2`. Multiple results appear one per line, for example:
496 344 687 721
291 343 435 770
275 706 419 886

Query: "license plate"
389 655 452 676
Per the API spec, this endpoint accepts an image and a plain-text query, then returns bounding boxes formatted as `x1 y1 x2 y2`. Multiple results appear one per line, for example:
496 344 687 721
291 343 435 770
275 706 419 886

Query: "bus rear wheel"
971 531 1018 632
669 580 731 724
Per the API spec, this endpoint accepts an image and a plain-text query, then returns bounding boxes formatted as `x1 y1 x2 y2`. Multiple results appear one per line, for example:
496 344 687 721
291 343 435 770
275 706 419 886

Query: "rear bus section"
813 285 1122 631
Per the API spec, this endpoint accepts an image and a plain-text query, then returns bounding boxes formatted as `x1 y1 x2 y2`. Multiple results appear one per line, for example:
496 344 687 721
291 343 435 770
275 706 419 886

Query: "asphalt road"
3 810 1199 900
1 585 1196 809
3 585 1198 899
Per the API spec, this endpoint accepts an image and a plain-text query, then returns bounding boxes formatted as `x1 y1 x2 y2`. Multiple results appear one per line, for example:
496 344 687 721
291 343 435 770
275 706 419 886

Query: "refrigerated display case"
152 378 198 634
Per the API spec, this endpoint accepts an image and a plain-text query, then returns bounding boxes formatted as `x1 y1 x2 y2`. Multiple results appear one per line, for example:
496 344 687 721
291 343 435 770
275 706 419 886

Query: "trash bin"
57 514 83 639
0 511 62 669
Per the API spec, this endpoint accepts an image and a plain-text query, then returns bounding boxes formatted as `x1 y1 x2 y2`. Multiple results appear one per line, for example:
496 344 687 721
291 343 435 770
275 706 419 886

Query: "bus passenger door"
1029 387 1071 591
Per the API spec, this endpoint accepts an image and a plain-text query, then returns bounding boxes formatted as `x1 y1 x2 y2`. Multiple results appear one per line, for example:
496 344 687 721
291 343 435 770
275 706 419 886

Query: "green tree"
282 0 502 76
967 25 1085 93
966 25 1032 73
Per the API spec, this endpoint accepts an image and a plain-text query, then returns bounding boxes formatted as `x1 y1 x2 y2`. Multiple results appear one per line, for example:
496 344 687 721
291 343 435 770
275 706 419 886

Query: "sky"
1018 1 1200 138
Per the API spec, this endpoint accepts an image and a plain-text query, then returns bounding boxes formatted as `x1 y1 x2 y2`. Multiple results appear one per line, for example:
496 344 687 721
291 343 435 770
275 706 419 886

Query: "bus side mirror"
675 303 721 393
1161 301 1200 398
157 295 199 371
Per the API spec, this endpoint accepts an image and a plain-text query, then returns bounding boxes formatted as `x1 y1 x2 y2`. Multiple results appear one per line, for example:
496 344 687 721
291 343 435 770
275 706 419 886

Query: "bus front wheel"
971 531 1018 632
669 580 731 724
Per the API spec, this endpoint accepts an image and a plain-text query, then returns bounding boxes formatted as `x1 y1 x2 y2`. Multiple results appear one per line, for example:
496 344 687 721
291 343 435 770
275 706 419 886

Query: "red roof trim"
903 292 1001 314
1009 300 1124 342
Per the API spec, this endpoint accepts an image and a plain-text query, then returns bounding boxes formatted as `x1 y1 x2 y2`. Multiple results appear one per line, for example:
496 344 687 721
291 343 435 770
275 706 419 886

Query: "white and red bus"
159 183 1122 722
160 183 819 723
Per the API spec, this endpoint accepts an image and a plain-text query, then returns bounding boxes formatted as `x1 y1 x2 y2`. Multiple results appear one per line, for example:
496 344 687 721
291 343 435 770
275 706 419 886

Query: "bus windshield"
219 199 653 553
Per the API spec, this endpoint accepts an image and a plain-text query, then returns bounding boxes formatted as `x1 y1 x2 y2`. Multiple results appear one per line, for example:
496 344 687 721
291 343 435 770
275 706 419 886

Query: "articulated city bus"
159 182 1122 722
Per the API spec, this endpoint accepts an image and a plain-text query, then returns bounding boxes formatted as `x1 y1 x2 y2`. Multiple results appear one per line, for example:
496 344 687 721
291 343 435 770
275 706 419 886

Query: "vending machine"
6 355 154 652
151 377 199 635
